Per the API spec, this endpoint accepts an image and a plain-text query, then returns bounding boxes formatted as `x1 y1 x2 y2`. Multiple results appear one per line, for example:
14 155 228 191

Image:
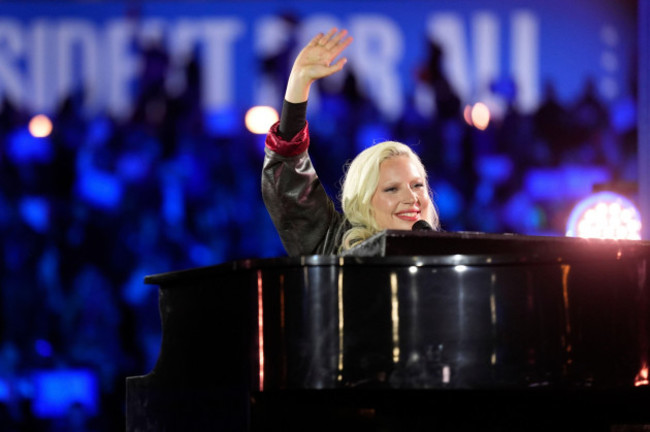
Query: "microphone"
412 220 433 231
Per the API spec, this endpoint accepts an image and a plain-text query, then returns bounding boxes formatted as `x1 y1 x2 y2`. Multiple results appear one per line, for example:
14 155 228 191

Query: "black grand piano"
126 231 650 431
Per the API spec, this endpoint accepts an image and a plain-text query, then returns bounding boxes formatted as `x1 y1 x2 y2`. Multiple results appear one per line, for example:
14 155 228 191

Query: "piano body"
126 231 650 431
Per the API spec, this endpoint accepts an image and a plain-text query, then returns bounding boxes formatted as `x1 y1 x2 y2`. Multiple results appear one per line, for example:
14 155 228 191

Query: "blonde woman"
262 28 439 255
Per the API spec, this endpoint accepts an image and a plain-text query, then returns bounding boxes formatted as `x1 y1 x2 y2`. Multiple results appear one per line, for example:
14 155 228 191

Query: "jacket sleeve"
261 123 346 256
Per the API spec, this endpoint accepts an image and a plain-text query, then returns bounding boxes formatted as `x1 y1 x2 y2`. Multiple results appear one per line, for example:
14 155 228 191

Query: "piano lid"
144 231 650 286
343 229 650 257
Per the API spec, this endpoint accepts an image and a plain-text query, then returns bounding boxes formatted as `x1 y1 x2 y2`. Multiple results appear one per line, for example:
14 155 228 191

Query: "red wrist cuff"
265 121 310 157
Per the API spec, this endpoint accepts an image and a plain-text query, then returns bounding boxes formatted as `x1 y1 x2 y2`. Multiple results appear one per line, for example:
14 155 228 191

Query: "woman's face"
370 155 433 230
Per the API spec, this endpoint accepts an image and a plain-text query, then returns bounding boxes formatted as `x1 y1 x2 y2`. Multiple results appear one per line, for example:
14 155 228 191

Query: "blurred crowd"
0 21 639 431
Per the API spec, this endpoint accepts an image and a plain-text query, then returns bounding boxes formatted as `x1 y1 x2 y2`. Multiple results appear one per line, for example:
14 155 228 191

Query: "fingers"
308 31 325 47
330 57 348 73
318 28 339 46
313 28 353 52
326 28 349 49
332 32 353 56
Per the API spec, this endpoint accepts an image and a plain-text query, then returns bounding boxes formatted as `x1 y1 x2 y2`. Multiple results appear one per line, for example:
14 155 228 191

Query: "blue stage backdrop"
0 0 637 121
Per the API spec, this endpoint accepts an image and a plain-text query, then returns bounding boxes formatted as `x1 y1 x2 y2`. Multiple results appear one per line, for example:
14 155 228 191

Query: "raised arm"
262 29 354 256
284 28 353 103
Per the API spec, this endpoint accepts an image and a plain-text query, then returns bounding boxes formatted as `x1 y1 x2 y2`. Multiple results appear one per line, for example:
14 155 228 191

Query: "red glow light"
257 270 264 391
634 365 649 387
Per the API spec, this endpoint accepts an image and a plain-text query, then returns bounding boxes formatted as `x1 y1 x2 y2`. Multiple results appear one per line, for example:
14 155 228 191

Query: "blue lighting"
476 155 513 184
525 166 610 200
31 369 99 418
19 196 50 233
204 108 241 137
0 378 9 402
35 339 53 358
162 178 184 226
122 267 153 306
86 116 113 147
6 128 53 164
190 243 214 266
433 180 464 220
76 170 123 210
610 97 636 133
355 123 391 154
117 152 151 183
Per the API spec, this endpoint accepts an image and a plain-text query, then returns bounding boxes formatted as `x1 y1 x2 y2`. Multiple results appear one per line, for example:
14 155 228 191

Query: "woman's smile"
371 155 433 230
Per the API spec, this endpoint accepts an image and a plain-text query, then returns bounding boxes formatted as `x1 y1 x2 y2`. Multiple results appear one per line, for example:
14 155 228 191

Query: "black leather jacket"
262 144 349 256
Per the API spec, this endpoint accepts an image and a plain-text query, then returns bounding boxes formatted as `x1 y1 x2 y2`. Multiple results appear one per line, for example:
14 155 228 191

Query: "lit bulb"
29 114 53 138
245 106 279 135
471 102 490 130
566 192 642 240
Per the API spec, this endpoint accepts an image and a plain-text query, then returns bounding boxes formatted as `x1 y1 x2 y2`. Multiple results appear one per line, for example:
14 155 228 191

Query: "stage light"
463 105 473 126
245 106 279 134
19 196 50 233
463 103 491 130
471 102 490 130
0 378 8 402
35 339 53 357
28 114 53 138
635 364 649 386
566 191 642 240
31 369 99 418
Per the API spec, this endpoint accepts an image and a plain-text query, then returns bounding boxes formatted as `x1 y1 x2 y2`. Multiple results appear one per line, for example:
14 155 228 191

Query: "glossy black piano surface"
126 231 650 431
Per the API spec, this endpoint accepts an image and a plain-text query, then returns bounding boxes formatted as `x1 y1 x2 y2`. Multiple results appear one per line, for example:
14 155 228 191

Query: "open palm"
293 28 353 82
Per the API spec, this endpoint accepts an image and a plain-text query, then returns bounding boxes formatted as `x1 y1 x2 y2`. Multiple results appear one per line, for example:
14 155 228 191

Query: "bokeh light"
245 106 279 134
566 191 642 240
463 105 473 126
471 102 490 130
28 114 53 138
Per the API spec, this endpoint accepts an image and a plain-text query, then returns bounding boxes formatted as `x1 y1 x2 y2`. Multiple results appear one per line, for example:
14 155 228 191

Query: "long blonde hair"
340 141 439 250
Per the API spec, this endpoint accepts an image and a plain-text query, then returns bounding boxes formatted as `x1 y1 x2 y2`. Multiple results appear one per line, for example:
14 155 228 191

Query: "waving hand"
285 28 353 103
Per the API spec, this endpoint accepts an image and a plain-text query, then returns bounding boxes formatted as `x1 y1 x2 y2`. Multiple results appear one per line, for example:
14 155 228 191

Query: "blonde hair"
340 141 439 251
